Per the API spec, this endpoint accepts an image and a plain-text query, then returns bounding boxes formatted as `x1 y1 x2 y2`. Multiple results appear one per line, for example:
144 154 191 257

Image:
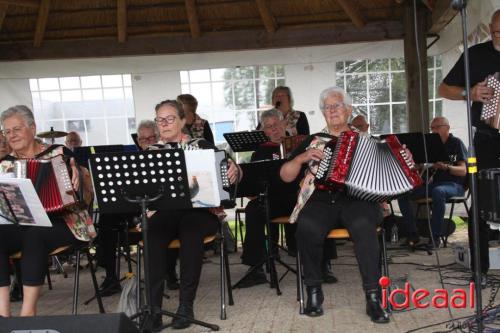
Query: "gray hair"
1 105 35 127
319 87 353 113
137 119 159 138
260 108 284 125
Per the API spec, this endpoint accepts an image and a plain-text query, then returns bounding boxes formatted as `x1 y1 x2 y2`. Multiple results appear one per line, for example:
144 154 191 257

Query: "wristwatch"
461 89 467 100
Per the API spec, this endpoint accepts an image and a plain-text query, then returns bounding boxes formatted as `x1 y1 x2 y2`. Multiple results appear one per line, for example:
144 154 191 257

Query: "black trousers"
146 209 218 309
241 199 336 267
296 190 382 291
0 221 78 287
469 131 500 274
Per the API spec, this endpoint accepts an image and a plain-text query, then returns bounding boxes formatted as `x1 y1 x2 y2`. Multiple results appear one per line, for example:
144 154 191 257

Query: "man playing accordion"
280 87 390 323
0 105 95 317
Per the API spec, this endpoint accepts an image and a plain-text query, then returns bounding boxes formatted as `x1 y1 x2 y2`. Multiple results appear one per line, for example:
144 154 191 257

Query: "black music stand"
232 160 297 295
380 132 448 164
89 149 219 332
223 131 268 152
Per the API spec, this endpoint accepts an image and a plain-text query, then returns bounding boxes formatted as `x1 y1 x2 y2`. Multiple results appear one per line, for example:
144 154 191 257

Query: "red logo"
379 276 475 309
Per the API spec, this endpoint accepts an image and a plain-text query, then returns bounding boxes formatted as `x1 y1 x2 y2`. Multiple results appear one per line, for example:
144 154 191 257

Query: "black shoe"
171 303 194 330
365 290 390 324
470 273 488 289
98 278 121 297
427 237 441 250
405 233 420 247
322 260 338 284
305 285 324 317
152 314 163 332
236 267 267 289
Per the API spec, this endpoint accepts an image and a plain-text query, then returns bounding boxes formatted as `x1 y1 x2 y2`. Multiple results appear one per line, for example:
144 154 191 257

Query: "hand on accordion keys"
69 157 80 192
472 79 494 103
227 159 243 184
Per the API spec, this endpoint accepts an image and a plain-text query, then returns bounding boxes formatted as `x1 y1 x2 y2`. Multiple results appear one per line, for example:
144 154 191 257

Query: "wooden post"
403 1 430 132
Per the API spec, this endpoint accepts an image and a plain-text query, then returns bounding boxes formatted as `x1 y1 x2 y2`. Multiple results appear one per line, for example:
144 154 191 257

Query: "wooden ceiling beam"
0 4 7 32
184 0 200 38
428 0 457 34
33 0 49 47
255 0 277 33
0 0 38 8
117 0 127 43
0 21 404 61
335 0 365 29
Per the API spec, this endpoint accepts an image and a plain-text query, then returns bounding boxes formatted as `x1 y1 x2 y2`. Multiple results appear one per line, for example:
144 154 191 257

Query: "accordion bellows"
14 155 76 213
315 131 422 202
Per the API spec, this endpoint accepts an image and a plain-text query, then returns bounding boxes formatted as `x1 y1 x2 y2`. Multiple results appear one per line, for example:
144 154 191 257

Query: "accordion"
13 155 77 213
314 131 422 202
280 135 308 159
481 72 500 131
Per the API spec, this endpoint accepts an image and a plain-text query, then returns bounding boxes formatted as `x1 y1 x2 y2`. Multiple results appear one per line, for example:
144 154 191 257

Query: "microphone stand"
451 0 483 330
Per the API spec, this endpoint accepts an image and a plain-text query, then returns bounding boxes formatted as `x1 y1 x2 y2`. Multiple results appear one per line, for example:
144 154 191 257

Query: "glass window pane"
345 60 366 73
86 119 107 145
180 71 189 83
435 100 443 117
369 104 390 135
124 87 133 100
80 101 105 118
391 58 405 71
66 120 85 132
429 101 434 119
210 68 226 81
391 72 407 102
212 82 233 110
435 69 442 97
40 100 62 119
59 77 80 90
61 90 82 102
257 65 275 79
181 84 190 94
435 56 442 67
392 104 408 133
368 73 390 104
83 89 103 101
346 75 367 105
233 66 254 80
189 83 212 109
335 61 344 73
103 88 124 100
214 121 234 143
368 59 389 72
107 118 128 144
128 118 136 135
233 80 256 109
189 69 210 82
276 65 285 78
428 70 435 100
123 74 132 86
38 78 59 91
277 78 285 87
353 105 368 118
427 56 434 68
40 91 61 102
102 75 123 88
257 79 276 108
81 76 101 89
29 79 39 91
105 100 127 117
235 110 257 131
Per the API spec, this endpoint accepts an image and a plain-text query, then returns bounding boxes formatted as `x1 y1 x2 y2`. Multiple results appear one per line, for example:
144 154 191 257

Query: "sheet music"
0 178 52 227
184 149 229 208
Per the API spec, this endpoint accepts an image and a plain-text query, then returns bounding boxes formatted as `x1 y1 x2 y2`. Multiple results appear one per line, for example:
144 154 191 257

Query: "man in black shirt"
398 117 467 247
438 9 500 280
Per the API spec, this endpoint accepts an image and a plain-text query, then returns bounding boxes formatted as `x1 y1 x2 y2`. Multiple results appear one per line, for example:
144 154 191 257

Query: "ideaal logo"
379 276 475 309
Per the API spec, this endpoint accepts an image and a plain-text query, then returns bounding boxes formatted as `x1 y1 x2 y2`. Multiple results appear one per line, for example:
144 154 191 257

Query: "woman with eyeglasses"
145 100 241 330
0 105 95 317
279 87 389 323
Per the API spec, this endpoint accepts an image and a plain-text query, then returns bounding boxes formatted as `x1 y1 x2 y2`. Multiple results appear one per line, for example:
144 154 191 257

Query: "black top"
185 121 215 144
443 41 500 133
249 143 300 217
430 134 468 186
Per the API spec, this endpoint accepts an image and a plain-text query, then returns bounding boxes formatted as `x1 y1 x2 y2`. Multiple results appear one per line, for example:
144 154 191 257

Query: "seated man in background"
239 109 337 288
65 131 83 151
397 116 467 248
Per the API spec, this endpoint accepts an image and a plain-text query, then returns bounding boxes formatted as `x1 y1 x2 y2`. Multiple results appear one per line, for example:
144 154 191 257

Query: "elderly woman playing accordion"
145 100 241 330
0 105 95 317
280 87 389 323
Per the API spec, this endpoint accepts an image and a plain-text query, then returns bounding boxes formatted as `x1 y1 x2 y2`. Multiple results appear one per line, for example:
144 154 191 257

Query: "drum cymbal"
37 127 68 139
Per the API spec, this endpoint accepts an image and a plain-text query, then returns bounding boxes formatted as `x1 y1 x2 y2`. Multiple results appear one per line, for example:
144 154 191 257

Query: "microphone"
275 101 281 108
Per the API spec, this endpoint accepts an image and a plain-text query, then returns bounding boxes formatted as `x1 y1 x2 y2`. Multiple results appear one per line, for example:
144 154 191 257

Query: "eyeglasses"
2 126 27 137
324 102 347 112
430 124 448 130
138 135 157 143
154 115 177 125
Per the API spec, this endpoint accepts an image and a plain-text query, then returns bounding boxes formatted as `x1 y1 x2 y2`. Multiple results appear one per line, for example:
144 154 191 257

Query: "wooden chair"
296 227 389 314
9 243 104 315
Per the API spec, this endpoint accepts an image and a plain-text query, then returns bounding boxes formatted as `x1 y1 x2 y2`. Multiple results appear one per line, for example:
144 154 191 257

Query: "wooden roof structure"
0 0 456 61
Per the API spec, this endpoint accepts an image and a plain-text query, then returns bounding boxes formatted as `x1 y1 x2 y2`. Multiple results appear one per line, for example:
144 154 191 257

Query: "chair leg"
233 212 239 253
443 202 457 248
223 235 234 306
72 250 81 315
136 244 142 312
87 250 105 314
219 235 226 320
238 214 245 251
46 268 53 290
296 251 304 314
